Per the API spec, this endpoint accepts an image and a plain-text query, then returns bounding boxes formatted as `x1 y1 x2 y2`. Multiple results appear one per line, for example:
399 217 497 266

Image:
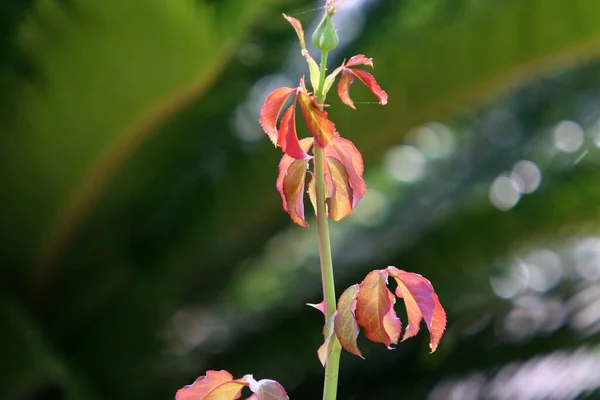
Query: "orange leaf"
387 267 447 352
259 87 296 145
276 157 310 228
176 370 247 400
325 137 366 209
324 157 352 221
337 69 356 109
355 270 395 347
334 284 363 358
282 13 307 50
277 99 310 160
297 91 336 148
382 288 402 348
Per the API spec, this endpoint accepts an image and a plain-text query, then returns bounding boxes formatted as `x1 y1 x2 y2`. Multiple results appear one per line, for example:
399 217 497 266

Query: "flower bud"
311 13 339 53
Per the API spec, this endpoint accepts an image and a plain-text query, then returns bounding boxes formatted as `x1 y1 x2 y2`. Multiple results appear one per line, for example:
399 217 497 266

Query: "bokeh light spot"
512 160 542 194
553 120 584 153
385 145 426 183
489 174 521 211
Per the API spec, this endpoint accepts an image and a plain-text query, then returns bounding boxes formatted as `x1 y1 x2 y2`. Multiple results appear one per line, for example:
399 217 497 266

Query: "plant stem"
314 51 341 400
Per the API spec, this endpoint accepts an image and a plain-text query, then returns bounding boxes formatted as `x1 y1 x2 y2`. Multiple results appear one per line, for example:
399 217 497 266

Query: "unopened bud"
311 13 339 53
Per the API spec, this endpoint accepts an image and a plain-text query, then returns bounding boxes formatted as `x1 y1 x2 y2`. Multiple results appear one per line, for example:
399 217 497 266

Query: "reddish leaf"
276 137 313 227
387 267 447 352
325 137 366 209
277 159 309 228
382 288 402 348
334 284 363 358
297 91 336 148
246 375 289 400
335 54 388 108
344 54 373 68
277 99 310 160
350 69 388 106
176 370 247 400
337 69 356 109
282 14 307 50
259 87 296 145
355 270 395 347
324 157 352 221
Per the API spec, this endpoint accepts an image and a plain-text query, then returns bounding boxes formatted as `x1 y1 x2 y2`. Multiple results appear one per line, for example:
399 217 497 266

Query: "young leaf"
333 54 388 109
307 299 336 366
282 13 307 50
317 314 336 366
337 69 357 109
350 69 388 106
297 91 336 148
277 99 310 160
259 87 296 145
386 267 447 352
175 370 247 400
334 284 363 358
355 270 396 347
246 375 289 400
382 288 402 347
344 54 374 68
282 13 320 91
324 157 352 220
325 137 366 209
276 138 313 227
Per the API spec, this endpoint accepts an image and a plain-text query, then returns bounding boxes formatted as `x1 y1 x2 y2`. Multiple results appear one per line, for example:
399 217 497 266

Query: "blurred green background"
3 0 600 399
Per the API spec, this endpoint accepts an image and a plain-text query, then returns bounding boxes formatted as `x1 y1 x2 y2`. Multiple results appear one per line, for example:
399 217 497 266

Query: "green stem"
314 51 341 400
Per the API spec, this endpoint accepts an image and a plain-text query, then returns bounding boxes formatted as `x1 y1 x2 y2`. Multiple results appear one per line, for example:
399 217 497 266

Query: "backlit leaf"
387 267 447 352
344 54 374 68
259 87 296 145
350 69 388 106
324 157 352 221
355 270 394 347
337 69 356 109
176 370 247 400
334 284 363 358
382 288 402 348
277 100 310 160
297 91 336 148
282 13 307 51
276 138 313 227
246 375 289 400
317 314 336 367
325 137 366 209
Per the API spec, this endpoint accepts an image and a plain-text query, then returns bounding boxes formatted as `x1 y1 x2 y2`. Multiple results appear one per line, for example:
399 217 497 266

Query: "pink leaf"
259 87 296 145
275 138 313 227
325 137 366 209
246 375 289 400
175 370 247 400
387 267 447 352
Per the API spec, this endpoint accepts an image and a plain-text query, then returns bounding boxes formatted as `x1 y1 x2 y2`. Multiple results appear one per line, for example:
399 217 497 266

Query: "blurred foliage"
2 0 600 399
